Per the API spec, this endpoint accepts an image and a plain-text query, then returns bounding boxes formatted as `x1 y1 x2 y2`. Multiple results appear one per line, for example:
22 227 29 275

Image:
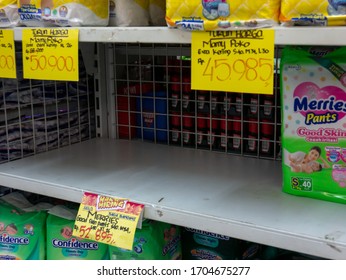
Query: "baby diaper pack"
109 219 182 260
281 46 346 204
280 0 346 26
18 0 109 27
0 192 47 260
0 0 19 27
166 0 281 31
46 205 109 260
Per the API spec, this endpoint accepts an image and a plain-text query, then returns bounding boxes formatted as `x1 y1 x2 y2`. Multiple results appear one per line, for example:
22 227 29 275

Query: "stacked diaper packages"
0 192 49 260
109 219 182 260
46 205 109 260
166 0 281 31
280 0 346 26
0 0 19 27
109 0 166 27
281 46 346 204
18 0 109 27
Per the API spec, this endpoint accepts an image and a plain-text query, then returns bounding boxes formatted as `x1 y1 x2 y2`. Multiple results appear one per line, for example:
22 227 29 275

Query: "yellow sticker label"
73 192 144 250
22 28 79 81
191 29 275 95
0 29 16 79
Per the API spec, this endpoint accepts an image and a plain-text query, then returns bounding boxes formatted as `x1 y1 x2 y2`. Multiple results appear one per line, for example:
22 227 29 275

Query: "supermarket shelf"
12 26 346 45
0 138 345 259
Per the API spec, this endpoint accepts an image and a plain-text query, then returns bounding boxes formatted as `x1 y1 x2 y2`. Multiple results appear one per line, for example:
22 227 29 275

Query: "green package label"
109 220 182 260
46 213 109 260
281 46 346 204
182 227 240 260
0 200 46 260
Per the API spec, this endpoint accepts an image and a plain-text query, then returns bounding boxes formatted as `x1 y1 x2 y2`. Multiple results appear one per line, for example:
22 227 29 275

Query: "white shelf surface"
12 26 346 45
0 138 345 259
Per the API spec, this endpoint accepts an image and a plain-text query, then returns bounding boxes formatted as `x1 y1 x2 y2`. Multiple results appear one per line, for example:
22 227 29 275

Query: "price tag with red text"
191 29 275 94
72 192 144 250
0 29 16 79
22 28 79 81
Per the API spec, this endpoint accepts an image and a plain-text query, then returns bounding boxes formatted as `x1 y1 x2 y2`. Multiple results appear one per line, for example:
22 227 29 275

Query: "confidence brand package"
165 0 281 31
18 0 109 27
46 205 109 260
280 0 346 26
281 46 346 204
0 193 47 260
109 219 182 260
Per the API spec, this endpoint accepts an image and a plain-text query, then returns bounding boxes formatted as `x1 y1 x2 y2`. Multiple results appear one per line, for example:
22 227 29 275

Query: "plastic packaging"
149 0 166 26
181 227 240 260
18 0 109 27
281 46 346 204
166 0 281 31
0 0 19 27
112 0 149 26
46 205 109 260
109 220 182 260
280 0 346 26
0 192 47 260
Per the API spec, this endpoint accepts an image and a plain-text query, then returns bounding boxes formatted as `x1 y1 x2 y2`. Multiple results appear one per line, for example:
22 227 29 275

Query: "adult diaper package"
280 0 346 26
281 46 346 204
181 227 240 260
18 0 109 27
109 219 182 260
0 192 47 260
46 205 109 260
0 0 19 27
166 0 281 31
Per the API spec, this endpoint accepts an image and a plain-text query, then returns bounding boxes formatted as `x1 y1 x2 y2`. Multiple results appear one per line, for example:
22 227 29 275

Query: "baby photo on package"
281 46 346 204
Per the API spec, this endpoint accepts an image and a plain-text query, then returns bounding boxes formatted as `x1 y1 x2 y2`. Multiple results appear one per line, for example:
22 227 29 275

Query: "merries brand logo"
293 82 346 125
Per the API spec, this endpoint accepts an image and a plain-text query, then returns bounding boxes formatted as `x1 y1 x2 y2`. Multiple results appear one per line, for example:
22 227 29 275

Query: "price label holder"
22 28 79 81
73 192 145 250
191 29 275 95
0 29 16 79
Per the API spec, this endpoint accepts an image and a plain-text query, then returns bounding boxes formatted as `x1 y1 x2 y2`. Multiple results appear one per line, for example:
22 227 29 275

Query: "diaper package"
181 227 240 260
46 205 109 260
280 0 346 26
0 192 47 260
109 219 182 260
18 0 109 27
0 0 19 27
110 0 149 26
166 0 281 31
281 46 346 204
149 0 166 26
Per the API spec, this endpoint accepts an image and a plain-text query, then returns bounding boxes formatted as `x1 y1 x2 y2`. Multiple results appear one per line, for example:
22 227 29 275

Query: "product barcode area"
113 43 282 160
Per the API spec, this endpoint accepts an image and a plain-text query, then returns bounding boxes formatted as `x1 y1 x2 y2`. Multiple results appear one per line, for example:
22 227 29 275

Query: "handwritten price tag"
22 28 79 81
0 29 16 79
73 192 144 250
191 29 275 95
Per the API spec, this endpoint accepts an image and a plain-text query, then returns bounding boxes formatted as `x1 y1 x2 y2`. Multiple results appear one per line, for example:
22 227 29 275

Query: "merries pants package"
281 46 346 204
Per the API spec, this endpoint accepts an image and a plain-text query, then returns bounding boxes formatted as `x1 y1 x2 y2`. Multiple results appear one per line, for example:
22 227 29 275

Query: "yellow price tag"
22 28 79 81
191 29 275 95
73 192 144 250
0 29 16 79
